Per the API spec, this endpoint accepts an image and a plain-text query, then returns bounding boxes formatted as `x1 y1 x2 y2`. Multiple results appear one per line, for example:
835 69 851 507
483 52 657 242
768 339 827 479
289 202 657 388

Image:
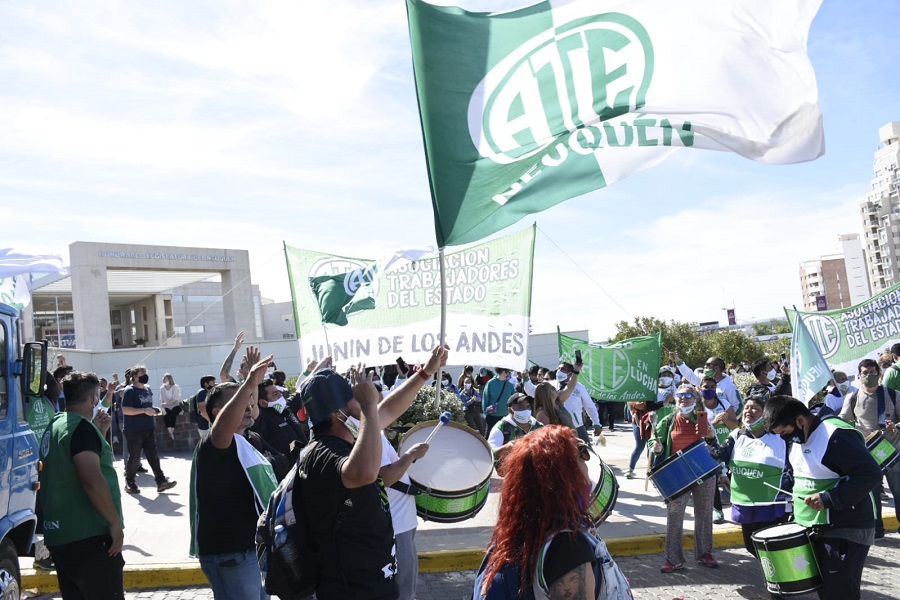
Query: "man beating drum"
764 396 881 600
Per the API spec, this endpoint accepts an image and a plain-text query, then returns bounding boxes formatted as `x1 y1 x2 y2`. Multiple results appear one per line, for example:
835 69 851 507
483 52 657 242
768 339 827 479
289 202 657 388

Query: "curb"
23 514 900 592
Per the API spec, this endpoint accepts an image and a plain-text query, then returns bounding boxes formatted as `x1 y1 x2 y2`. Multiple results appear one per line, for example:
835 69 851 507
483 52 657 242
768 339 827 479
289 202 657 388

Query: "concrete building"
799 234 870 311
860 121 900 295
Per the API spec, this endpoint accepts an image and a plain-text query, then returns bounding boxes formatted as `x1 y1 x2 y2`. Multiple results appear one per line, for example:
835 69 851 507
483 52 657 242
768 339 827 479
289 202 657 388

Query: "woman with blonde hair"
532 381 574 428
159 373 182 440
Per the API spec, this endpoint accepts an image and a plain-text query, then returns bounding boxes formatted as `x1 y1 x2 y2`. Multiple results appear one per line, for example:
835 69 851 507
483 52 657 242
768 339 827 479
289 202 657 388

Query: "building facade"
799 234 870 312
860 121 900 295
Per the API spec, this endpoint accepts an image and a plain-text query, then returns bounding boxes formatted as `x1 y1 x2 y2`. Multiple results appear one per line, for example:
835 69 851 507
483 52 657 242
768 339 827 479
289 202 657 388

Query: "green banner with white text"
786 282 900 379
558 330 660 401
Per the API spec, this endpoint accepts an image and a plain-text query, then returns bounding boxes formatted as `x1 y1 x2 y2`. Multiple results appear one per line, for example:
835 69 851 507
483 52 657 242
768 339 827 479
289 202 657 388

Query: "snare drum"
586 454 619 527
751 523 821 596
399 420 494 523
865 430 900 471
649 439 718 502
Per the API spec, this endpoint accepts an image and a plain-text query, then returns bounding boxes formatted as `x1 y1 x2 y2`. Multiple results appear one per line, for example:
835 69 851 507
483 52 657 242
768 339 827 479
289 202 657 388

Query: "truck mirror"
23 342 46 398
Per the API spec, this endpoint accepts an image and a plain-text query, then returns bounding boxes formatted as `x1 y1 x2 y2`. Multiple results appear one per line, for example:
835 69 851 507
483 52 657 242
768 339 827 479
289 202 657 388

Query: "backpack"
256 462 317 599
473 530 632 600
187 392 200 423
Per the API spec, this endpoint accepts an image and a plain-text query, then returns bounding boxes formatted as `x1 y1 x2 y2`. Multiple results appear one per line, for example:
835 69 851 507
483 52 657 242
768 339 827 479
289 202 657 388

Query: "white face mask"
556 371 568 382
441 380 450 387
508 376 518 385
679 404 695 415
512 409 531 424
464 382 472 389
340 410 360 439
766 368 777 381
838 382 850 393
659 376 673 387
268 398 287 413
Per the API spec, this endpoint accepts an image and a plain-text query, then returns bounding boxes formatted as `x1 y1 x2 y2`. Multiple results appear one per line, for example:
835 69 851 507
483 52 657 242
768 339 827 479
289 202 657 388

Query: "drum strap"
390 480 424 495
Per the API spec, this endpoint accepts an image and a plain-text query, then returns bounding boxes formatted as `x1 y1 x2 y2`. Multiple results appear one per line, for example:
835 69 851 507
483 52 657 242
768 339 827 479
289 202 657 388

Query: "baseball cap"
299 369 354 426
659 366 675 375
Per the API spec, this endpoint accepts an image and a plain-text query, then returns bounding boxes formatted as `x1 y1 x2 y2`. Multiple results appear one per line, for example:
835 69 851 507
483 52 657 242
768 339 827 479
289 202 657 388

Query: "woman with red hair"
476 425 603 599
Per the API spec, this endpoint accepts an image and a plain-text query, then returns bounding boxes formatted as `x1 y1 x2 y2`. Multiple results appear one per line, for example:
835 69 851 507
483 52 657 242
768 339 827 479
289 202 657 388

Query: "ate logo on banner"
468 12 694 205
802 314 840 359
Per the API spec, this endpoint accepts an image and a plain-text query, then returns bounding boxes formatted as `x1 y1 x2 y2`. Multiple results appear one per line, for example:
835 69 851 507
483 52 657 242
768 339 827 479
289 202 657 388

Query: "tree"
752 319 791 336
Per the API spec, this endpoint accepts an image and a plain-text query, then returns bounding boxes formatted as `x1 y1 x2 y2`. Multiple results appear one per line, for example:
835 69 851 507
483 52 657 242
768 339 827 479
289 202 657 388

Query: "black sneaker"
33 557 55 570
157 478 177 493
124 481 140 494
136 464 148 473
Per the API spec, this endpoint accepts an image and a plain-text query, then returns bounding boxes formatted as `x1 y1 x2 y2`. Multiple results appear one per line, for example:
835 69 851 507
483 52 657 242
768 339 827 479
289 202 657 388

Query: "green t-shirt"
883 365 900 394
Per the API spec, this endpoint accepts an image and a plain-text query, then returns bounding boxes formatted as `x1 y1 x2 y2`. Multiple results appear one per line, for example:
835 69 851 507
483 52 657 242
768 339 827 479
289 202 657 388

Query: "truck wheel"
0 539 20 600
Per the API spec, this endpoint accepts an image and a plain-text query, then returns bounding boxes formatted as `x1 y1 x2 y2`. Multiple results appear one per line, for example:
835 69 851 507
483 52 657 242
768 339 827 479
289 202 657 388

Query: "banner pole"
436 246 447 409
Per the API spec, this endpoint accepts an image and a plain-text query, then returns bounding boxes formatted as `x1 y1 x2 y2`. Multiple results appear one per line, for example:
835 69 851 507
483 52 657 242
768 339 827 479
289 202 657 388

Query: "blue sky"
2 0 898 342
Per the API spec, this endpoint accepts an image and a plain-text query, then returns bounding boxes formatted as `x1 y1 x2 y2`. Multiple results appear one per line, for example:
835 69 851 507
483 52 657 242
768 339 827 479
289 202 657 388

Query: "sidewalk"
22 426 900 592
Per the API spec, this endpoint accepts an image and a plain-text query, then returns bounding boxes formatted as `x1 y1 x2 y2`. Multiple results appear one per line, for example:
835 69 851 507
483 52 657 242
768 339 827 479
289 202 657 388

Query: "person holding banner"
765 396 881 600
837 358 900 539
671 353 741 414
708 392 792 556
557 362 603 445
651 385 718 572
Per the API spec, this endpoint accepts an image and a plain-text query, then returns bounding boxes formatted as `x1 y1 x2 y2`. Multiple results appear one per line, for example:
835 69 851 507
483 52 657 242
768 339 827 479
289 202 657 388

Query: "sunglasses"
675 392 695 399
576 442 591 462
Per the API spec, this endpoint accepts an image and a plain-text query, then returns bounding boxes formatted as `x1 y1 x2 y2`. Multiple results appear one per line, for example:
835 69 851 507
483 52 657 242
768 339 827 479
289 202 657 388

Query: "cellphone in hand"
574 349 583 363
396 356 409 376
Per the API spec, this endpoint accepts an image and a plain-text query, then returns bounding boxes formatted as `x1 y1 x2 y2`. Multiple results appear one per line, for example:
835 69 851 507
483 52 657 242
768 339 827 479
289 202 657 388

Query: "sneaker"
33 557 55 570
157 478 177 493
698 553 718 568
124 481 140 494
660 560 684 573
136 464 148 473
875 530 885 539
625 469 635 479
713 509 725 524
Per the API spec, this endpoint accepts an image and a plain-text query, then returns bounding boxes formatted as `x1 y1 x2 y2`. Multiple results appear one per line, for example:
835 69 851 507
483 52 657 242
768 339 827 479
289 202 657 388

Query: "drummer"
650 384 718 572
707 390 792 556
700 375 740 524
487 392 544 465
764 396 881 600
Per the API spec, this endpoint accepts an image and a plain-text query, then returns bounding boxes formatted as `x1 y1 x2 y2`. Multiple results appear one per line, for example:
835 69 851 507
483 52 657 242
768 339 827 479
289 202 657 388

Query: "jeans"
200 550 269 600
628 423 647 471
464 408 487 438
395 528 418 600
124 430 165 484
874 464 900 534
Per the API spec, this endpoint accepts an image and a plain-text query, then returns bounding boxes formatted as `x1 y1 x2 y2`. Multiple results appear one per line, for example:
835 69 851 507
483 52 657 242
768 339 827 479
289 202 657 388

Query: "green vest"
40 412 123 546
791 417 861 527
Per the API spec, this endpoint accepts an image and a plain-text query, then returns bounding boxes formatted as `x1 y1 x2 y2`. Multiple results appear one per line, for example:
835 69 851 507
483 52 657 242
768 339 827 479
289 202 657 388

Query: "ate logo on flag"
801 314 840 358
308 257 378 327
469 12 691 206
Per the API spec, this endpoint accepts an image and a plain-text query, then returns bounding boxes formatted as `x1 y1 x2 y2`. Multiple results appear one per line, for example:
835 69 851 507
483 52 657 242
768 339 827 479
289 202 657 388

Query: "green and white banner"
786 282 900 379
790 311 836 403
285 226 535 370
407 0 824 247
558 330 660 401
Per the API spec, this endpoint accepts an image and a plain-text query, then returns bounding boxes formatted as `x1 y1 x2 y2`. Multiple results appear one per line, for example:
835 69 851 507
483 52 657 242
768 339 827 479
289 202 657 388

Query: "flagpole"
436 246 447 409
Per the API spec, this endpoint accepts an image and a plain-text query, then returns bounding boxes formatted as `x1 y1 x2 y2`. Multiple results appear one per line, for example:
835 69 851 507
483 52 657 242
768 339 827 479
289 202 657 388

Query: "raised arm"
219 331 245 382
377 346 449 427
211 346 271 449
341 367 385 488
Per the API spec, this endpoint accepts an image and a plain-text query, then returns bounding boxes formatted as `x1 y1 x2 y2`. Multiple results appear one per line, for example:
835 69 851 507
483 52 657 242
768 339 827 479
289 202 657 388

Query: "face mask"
464 383 472 390
703 368 716 378
441 380 449 387
747 416 765 431
509 376 519 385
556 371 568 382
862 374 879 388
138 374 150 384
512 409 531 424
339 410 360 439
701 388 717 400
659 377 673 387
780 423 805 444
268 398 287 413
766 369 777 381
838 382 850 393
679 404 695 415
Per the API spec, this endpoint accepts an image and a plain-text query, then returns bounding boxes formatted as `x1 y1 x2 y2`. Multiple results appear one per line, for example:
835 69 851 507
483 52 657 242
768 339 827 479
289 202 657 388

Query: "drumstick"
423 411 452 445
763 481 794 498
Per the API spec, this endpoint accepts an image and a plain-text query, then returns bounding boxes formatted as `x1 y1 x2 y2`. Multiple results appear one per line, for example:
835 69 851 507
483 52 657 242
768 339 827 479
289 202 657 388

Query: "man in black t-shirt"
121 365 175 495
193 375 216 443
297 346 448 600
192 347 276 600
251 378 307 460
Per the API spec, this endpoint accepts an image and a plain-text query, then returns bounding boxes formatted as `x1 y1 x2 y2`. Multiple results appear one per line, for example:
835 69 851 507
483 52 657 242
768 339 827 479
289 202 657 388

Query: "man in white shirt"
670 352 741 413
557 362 603 445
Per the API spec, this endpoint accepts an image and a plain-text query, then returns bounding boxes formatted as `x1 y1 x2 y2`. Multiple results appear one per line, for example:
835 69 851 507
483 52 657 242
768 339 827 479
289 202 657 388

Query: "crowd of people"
31 338 900 600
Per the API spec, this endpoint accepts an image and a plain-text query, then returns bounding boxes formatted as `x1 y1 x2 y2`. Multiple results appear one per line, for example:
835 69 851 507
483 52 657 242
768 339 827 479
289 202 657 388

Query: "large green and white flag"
786 283 900 380
285 226 535 369
0 276 30 310
790 310 835 404
558 330 660 402
407 0 824 246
